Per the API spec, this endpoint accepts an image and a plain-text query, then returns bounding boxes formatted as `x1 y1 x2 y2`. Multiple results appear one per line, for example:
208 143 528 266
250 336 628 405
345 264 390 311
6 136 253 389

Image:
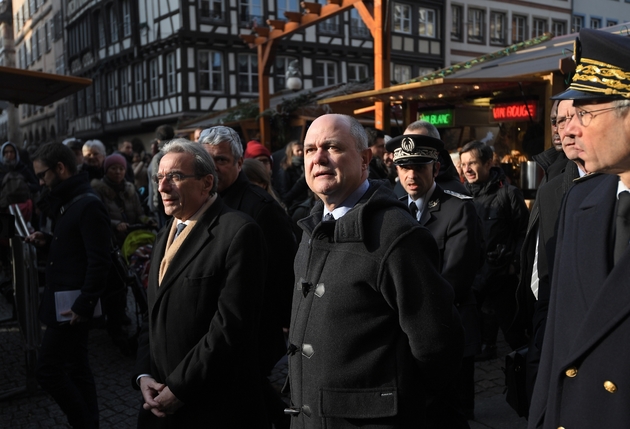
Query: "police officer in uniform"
387 134 484 426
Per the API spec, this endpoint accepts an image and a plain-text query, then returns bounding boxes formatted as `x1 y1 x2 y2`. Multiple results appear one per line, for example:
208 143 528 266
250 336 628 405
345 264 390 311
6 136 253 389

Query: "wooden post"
257 42 275 147
373 0 390 132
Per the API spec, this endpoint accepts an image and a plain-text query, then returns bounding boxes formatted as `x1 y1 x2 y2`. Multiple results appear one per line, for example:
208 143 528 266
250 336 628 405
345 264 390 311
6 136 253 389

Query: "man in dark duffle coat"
133 139 268 428
387 133 484 427
529 29 630 429
286 113 464 429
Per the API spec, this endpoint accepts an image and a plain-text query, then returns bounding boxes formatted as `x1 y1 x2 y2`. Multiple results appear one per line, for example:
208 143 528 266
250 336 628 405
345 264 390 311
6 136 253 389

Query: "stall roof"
0 66 92 106
321 25 630 107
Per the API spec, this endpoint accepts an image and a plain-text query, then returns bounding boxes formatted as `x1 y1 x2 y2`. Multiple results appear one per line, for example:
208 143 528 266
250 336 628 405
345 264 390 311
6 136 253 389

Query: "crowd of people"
2 27 630 429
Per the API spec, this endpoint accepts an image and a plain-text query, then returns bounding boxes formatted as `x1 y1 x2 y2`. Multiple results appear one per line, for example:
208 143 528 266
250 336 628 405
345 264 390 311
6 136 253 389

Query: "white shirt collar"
323 179 370 221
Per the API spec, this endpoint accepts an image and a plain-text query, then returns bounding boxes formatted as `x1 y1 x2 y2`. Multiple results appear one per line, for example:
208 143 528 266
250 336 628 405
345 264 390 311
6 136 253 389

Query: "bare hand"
140 377 167 417
153 386 184 416
59 309 86 325
116 222 129 232
25 231 46 247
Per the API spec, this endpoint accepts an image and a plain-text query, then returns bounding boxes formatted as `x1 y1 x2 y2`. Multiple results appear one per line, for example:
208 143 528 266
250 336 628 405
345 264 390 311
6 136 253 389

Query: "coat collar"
150 196 224 300
562 174 630 361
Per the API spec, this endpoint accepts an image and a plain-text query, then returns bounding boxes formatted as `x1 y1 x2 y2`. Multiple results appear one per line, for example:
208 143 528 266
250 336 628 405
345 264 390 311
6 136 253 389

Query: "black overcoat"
134 197 268 428
529 173 630 428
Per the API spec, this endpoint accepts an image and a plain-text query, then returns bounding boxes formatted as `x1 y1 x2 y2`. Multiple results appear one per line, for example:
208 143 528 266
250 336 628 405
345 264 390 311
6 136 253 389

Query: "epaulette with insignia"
444 189 473 199
572 172 601 183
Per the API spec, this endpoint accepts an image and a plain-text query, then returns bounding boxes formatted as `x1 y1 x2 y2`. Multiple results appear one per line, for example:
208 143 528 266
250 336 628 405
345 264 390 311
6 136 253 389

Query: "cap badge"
401 137 415 152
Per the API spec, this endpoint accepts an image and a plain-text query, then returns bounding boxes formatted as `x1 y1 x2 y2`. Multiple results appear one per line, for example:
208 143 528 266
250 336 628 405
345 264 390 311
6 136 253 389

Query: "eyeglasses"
36 168 51 180
151 172 197 185
559 105 624 129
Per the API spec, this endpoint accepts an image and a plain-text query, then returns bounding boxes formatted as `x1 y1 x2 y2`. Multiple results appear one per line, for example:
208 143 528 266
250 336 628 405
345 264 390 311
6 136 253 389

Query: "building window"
239 0 264 28
451 5 463 41
199 50 223 92
393 64 411 84
468 8 485 44
591 18 601 29
418 8 437 38
134 64 144 101
572 15 584 33
393 3 412 34
86 85 94 114
149 58 159 99
552 20 566 37
44 21 50 51
350 9 370 38
120 66 131 104
34 28 41 59
532 18 547 37
109 5 119 43
166 53 176 95
97 13 106 48
77 89 85 116
238 53 258 94
489 12 506 45
512 15 527 43
107 72 118 107
314 60 337 86
318 15 340 34
122 0 131 37
274 56 296 90
608 20 618 27
94 76 101 111
277 0 299 20
200 0 225 20
348 63 369 82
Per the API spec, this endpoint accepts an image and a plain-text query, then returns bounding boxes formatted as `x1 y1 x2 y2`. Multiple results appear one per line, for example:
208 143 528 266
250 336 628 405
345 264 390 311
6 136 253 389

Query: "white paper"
54 290 102 322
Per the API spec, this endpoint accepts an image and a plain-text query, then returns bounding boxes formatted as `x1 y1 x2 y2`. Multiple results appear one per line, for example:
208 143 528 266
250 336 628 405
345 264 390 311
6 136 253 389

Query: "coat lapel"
420 185 443 227
564 175 630 361
153 200 222 302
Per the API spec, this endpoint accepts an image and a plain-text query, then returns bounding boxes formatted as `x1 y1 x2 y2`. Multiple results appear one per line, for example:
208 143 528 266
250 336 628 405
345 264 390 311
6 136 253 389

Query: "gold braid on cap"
569 58 630 98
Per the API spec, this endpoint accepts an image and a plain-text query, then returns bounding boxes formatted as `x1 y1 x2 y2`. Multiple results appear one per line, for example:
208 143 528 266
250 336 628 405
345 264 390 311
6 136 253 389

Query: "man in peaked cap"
528 29 630 429
387 134 484 426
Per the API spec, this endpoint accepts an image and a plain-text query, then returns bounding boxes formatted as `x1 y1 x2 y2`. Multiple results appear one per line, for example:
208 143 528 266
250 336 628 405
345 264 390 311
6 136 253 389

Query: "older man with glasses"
529 29 630 429
133 138 268 428
199 126 297 428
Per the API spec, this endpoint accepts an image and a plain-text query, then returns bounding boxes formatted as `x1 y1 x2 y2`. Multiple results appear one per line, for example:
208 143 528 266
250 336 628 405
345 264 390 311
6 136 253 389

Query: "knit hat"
244 141 272 165
104 153 127 172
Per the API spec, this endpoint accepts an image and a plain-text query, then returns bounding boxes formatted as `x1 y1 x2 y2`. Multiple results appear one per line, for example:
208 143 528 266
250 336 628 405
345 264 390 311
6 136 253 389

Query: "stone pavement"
0 289 527 429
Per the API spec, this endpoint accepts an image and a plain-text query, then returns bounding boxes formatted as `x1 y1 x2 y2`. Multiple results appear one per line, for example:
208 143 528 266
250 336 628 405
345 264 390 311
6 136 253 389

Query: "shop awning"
319 29 587 108
0 66 92 106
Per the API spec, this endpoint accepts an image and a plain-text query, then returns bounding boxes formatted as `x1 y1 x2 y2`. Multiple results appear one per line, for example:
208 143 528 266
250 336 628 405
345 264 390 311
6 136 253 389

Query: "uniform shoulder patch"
444 189 473 200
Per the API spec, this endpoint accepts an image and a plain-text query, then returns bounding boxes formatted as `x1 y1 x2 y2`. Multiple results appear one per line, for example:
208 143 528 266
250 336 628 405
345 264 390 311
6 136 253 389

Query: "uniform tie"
614 192 630 264
323 213 335 222
409 201 419 221
174 222 187 240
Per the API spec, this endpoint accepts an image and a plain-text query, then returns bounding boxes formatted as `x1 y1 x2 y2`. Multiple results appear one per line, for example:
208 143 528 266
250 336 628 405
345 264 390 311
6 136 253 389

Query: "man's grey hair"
612 99 630 117
161 138 218 196
198 126 243 162
83 139 106 155
322 114 367 152
405 120 440 139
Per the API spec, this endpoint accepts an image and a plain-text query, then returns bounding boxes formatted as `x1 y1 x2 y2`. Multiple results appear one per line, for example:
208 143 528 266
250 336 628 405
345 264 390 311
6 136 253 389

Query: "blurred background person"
277 140 308 211
82 140 107 182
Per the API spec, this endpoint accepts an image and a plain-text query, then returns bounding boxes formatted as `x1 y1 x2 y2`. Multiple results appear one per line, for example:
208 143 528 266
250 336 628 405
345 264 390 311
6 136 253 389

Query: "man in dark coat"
514 97 589 407
529 29 630 429
286 113 463 428
26 143 111 429
133 139 268 428
199 125 297 428
460 141 529 357
387 133 484 426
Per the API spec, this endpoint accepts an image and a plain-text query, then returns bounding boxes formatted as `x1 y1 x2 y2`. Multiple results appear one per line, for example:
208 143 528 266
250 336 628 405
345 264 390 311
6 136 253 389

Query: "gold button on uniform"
604 380 617 393
565 367 578 378
558 426 565 429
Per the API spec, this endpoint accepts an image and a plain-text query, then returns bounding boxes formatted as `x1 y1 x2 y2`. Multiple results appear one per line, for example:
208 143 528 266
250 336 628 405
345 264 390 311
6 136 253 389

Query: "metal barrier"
0 205 40 400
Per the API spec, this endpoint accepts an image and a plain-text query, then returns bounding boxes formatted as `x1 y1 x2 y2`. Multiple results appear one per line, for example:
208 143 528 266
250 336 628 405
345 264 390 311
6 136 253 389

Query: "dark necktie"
614 192 630 264
323 213 335 222
174 223 187 240
409 201 419 221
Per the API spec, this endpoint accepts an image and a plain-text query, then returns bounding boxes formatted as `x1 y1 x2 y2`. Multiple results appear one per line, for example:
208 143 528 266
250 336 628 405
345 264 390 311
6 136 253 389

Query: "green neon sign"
419 109 454 127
